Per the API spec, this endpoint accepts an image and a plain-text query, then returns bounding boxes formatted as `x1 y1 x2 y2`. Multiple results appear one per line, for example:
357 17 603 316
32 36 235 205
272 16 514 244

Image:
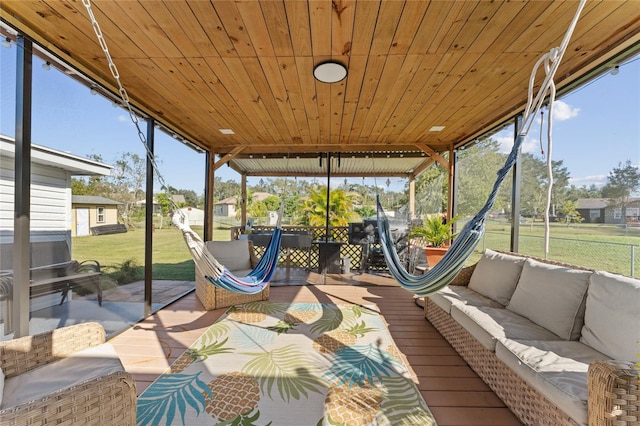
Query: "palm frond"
323 344 401 387
242 344 327 402
136 373 211 426
380 376 435 425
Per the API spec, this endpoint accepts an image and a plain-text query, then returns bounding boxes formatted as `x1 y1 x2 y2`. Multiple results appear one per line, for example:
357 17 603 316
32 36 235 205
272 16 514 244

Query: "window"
97 206 105 223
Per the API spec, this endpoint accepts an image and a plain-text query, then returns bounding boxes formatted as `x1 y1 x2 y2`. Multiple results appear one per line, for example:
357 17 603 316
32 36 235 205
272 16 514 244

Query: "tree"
601 160 640 223
71 154 116 197
558 200 584 225
566 184 602 201
298 186 358 227
111 152 147 226
456 140 510 216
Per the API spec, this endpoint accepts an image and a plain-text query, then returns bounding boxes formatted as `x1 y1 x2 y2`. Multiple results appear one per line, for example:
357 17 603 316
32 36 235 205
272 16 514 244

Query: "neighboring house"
178 207 204 227
575 198 608 224
0 135 112 246
214 192 274 217
215 197 237 217
605 198 640 225
71 195 122 237
576 198 640 225
0 135 111 311
137 194 186 214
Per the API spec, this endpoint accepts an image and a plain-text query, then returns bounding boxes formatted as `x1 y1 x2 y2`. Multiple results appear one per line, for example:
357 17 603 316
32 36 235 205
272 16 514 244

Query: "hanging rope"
81 0 283 293
377 0 586 296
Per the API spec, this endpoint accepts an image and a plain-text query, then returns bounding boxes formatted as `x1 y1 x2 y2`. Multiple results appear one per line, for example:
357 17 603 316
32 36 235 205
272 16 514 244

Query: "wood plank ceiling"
1 1 639 174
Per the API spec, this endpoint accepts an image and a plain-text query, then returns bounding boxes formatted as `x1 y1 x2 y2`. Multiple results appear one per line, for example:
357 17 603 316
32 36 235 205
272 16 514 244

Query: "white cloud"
551 100 579 121
117 114 130 123
495 134 540 155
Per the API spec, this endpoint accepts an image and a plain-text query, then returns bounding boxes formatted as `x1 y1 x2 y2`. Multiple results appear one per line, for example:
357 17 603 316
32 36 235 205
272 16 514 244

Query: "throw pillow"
507 258 591 340
468 249 526 306
580 271 640 360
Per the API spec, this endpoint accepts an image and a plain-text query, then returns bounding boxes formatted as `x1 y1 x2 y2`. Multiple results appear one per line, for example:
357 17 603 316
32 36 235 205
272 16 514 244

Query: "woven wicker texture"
588 361 640 426
425 252 639 426
0 323 136 425
0 322 105 378
426 298 579 425
195 240 270 310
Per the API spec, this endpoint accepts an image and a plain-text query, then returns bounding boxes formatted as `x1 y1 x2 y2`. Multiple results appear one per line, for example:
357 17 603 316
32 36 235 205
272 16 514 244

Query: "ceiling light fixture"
42 61 51 71
219 128 235 135
2 37 11 48
610 65 619 75
429 125 446 132
313 61 347 83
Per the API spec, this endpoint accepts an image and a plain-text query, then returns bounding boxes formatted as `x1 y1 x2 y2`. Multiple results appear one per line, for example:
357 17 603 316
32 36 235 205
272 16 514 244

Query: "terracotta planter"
424 246 449 267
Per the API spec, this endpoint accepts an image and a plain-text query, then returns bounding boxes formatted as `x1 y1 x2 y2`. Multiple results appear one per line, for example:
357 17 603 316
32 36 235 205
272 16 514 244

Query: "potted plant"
410 214 459 267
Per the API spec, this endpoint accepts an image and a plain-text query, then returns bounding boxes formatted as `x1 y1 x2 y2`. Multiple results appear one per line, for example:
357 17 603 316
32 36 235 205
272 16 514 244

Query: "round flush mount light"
313 61 347 83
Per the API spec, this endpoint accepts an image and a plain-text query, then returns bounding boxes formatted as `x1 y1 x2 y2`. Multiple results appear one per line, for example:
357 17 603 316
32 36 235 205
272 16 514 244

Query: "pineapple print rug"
137 302 436 425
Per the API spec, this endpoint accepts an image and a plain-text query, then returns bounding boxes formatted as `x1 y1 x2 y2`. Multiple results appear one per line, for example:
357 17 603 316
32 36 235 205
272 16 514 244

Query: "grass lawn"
73 219 639 285
476 219 640 276
72 224 233 283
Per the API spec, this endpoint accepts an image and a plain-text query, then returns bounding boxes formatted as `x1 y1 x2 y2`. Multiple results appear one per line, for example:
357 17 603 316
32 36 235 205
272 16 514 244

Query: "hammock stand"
376 0 586 297
82 0 283 295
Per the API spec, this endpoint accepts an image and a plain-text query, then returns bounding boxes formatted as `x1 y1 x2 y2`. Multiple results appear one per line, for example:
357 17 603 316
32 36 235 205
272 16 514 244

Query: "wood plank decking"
110 273 522 425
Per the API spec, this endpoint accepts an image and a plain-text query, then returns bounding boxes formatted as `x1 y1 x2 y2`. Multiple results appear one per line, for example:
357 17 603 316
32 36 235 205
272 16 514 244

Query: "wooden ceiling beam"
212 146 246 172
415 143 449 169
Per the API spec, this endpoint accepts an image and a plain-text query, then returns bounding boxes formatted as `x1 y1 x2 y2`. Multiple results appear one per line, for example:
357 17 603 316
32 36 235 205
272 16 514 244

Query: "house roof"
1 135 112 176
216 197 237 206
72 195 122 205
576 198 640 209
1 1 638 178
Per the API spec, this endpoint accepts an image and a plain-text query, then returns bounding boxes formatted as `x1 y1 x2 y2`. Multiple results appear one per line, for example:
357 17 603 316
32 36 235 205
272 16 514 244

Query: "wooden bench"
90 223 127 236
0 240 102 307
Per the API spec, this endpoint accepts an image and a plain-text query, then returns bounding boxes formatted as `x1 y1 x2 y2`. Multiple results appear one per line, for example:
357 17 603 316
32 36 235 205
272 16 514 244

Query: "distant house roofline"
72 195 122 205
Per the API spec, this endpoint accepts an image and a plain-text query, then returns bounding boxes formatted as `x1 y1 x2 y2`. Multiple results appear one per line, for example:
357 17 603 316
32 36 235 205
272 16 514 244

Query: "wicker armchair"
0 322 136 425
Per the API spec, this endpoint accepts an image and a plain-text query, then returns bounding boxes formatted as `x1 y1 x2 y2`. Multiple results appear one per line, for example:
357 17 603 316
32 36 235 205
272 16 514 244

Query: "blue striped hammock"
375 0 585 296
172 212 282 294
376 132 523 297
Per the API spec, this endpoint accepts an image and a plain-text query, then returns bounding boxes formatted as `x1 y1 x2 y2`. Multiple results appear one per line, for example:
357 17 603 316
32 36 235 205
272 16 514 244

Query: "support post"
450 147 458 234
241 174 247 232
144 119 155 317
511 115 523 253
408 175 415 220
204 151 214 241
12 35 33 338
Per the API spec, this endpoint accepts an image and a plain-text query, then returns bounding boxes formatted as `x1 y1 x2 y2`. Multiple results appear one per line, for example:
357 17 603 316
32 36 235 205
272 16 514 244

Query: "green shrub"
108 258 144 285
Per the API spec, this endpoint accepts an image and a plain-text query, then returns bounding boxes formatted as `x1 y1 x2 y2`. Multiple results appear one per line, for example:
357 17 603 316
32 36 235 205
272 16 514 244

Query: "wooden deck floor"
110 273 522 425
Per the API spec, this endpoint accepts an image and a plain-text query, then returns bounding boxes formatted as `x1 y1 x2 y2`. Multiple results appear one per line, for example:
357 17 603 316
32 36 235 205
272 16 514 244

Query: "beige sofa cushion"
468 249 526 305
507 259 591 340
1 343 124 409
451 304 562 351
429 285 503 314
205 240 252 272
580 271 640 360
496 338 609 426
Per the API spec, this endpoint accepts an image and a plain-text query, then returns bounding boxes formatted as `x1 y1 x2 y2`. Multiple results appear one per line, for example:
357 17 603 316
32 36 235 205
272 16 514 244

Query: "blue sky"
1 44 638 195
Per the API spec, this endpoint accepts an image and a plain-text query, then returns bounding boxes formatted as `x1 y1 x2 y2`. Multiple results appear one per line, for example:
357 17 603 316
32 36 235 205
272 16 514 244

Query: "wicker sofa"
0 322 136 425
424 249 639 426
195 239 269 310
